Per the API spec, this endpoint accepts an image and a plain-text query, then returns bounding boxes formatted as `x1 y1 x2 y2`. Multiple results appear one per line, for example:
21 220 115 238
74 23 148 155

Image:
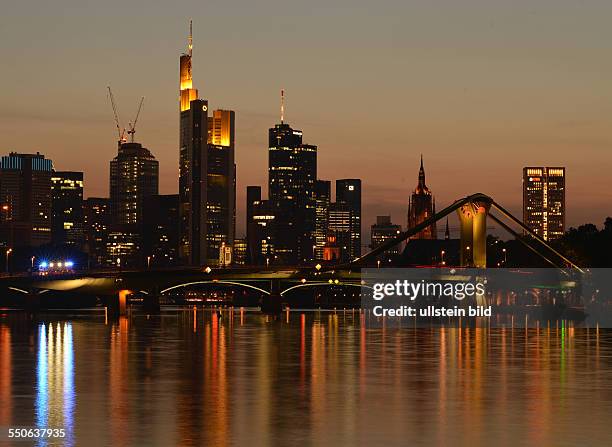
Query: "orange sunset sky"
1 0 611 238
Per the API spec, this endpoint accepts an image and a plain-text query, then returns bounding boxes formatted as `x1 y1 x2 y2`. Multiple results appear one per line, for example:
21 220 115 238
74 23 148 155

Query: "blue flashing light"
65 260 74 268
39 261 48 269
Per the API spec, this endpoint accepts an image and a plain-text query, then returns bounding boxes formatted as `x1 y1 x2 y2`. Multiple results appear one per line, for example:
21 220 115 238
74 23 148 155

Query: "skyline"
2 1 612 238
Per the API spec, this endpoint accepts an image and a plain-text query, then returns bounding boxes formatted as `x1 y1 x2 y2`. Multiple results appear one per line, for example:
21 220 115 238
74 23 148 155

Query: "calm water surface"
1 308 612 446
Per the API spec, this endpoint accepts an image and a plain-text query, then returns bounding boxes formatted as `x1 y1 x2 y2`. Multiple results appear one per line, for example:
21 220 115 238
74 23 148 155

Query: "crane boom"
107 86 126 145
127 96 145 143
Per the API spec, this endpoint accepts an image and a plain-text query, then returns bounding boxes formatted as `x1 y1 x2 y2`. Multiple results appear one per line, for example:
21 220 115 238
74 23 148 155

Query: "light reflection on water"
1 309 612 446
34 323 75 447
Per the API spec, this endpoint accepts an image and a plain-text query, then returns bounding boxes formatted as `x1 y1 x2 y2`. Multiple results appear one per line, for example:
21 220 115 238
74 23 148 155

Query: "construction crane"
127 96 145 143
107 86 126 147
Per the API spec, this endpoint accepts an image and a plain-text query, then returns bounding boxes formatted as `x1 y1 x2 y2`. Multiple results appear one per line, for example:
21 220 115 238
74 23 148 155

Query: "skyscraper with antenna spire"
178 21 236 266
267 90 317 264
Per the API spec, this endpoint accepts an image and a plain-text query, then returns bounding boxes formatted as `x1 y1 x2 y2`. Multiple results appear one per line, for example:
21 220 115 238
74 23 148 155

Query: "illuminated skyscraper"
268 93 317 264
51 171 84 247
523 167 565 240
110 142 158 226
407 156 436 240
326 202 352 263
0 152 53 248
206 110 236 260
109 142 158 267
336 179 361 259
178 23 236 266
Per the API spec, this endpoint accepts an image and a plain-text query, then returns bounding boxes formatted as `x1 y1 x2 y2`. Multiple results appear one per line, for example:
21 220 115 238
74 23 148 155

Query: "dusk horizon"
2 1 612 241
3 3 612 447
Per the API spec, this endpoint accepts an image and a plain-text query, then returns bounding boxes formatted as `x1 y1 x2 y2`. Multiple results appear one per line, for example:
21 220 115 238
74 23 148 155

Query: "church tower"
407 155 437 239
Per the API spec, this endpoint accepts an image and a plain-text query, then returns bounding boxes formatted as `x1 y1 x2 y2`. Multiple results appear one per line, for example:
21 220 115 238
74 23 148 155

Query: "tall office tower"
370 215 402 257
314 180 331 260
109 142 158 267
110 142 159 226
336 178 361 260
51 171 84 247
0 152 53 248
179 94 208 265
178 24 236 266
407 156 437 240
206 109 236 261
523 167 565 241
326 202 352 263
268 95 317 264
178 21 205 265
83 198 110 268
143 194 179 267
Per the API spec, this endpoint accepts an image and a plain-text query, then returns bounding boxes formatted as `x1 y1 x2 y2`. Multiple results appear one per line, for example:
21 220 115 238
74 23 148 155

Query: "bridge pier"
108 290 130 317
143 289 161 314
24 289 42 315
457 200 491 268
261 279 282 315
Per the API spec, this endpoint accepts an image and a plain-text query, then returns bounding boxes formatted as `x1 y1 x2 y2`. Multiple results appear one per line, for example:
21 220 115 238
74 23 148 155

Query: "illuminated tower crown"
180 20 198 111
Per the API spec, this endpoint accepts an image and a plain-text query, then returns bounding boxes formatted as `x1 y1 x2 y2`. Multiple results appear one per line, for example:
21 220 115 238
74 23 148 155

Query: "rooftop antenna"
280 89 285 124
127 96 145 143
188 19 193 56
107 86 126 147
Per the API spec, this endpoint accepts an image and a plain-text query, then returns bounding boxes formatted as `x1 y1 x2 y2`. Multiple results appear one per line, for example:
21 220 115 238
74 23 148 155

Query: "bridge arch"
160 280 271 296
280 282 372 296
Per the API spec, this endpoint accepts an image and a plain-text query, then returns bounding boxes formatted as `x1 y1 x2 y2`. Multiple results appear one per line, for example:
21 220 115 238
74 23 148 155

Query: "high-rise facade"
370 215 402 257
326 202 352 263
110 142 158 227
314 180 331 260
206 110 236 261
233 238 247 265
51 171 84 247
0 152 53 248
178 24 236 266
83 197 110 268
268 119 317 264
250 199 276 265
523 167 565 240
407 156 436 240
246 186 263 264
179 96 208 265
143 194 179 266
336 179 361 260
109 142 158 268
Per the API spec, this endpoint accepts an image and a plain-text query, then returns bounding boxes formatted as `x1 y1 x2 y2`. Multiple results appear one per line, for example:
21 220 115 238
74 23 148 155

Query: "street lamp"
147 256 152 269
441 250 446 266
502 248 507 265
31 256 35 269
6 248 12 273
